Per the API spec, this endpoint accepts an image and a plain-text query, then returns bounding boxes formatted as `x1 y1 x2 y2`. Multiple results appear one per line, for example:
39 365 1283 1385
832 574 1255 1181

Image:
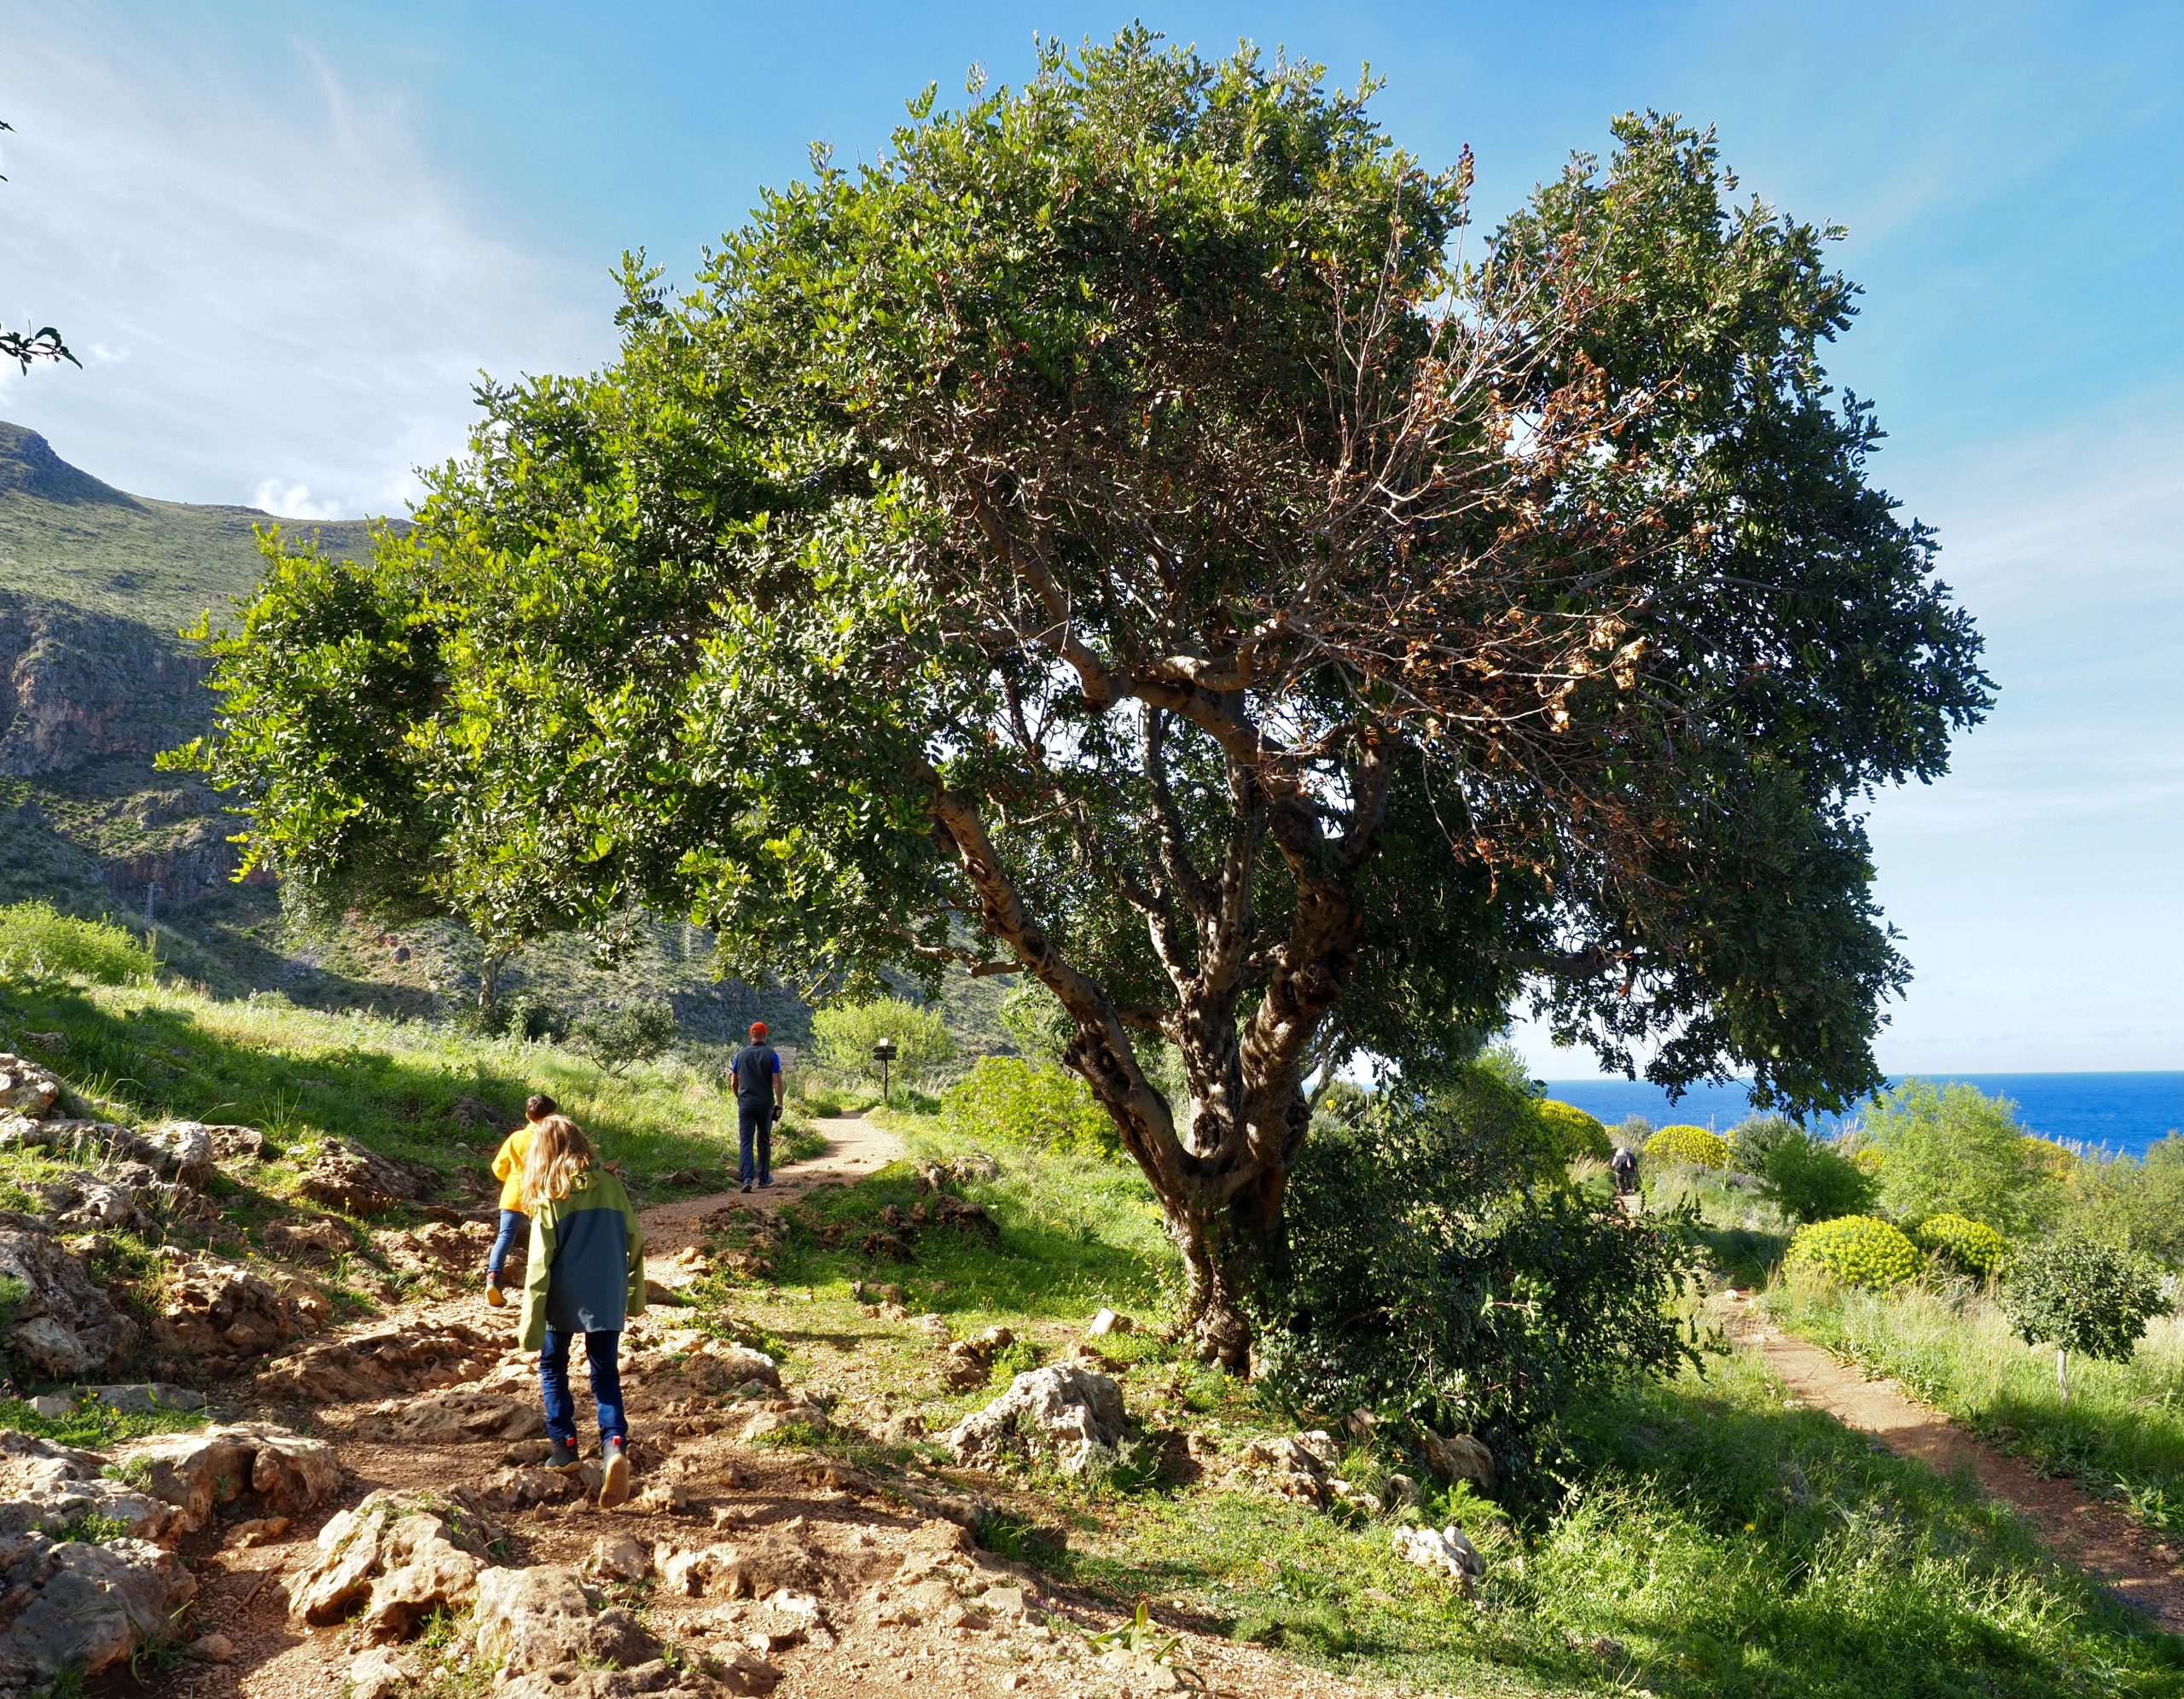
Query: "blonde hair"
520 1114 595 1207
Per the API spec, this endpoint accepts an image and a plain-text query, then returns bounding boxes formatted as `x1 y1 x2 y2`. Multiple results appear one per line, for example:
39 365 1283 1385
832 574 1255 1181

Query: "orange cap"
750 1021 769 1039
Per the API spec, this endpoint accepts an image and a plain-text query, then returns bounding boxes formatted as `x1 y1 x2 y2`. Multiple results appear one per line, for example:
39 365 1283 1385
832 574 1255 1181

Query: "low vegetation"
680 1091 2182 1696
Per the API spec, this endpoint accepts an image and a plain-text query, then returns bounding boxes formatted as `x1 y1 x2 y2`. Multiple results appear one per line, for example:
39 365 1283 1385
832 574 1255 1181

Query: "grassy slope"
0 419 380 637
0 975 822 1357
693 1103 2182 1699
3 975 2175 1692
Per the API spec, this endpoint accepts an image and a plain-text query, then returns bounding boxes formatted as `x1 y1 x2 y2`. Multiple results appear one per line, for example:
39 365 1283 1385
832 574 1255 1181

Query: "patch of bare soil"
1718 1290 2184 1636
143 1117 1381 1699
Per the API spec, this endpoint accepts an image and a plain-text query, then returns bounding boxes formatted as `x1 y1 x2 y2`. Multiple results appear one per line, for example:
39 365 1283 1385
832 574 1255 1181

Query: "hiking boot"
546 1436 579 1472
600 1434 632 1509
484 1277 507 1308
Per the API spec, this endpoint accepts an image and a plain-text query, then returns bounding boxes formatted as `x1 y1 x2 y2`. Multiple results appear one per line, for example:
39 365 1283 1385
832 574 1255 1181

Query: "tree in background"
179 35 1989 1363
2002 1236 2164 1405
810 996 956 1099
1866 1080 2048 1238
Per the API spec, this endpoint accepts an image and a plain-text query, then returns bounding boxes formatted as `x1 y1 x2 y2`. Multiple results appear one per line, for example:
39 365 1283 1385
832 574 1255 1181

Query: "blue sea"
1538 1072 2184 1161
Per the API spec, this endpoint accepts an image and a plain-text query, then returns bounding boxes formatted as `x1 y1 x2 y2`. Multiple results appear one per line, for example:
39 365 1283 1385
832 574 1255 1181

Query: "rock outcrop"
1420 1430 1496 1494
0 1055 62 1117
119 1423 342 1534
470 1562 659 1677
288 1489 500 1643
258 1318 502 1402
149 1249 330 1371
0 1529 196 1688
294 1138 439 1215
943 1363 1125 1475
0 1213 140 1377
1392 1522 1486 1591
0 1429 176 1543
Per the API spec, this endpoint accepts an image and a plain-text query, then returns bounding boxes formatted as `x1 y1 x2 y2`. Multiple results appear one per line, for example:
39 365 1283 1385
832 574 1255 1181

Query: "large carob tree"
183 34 1989 1364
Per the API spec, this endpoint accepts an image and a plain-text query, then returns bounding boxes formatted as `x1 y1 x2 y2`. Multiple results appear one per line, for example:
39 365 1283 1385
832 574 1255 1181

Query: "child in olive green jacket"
516 1114 646 1506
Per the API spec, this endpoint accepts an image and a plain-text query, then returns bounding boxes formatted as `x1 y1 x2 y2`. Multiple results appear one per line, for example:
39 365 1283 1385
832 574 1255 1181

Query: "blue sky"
3 1 2178 1074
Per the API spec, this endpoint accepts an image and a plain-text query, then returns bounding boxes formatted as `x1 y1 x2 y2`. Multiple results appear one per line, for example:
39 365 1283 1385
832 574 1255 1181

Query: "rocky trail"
1717 1290 2184 1636
0 1082 1390 1699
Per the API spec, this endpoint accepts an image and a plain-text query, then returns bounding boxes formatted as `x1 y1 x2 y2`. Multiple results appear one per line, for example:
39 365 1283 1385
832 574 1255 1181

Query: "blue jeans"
738 1103 773 1184
538 1327 625 1446
487 1208 527 1278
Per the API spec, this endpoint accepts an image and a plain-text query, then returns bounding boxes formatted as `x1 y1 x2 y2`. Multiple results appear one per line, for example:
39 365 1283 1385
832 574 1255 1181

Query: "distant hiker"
731 1021 786 1193
484 1092 557 1308
518 1113 645 1507
1611 1143 1639 1197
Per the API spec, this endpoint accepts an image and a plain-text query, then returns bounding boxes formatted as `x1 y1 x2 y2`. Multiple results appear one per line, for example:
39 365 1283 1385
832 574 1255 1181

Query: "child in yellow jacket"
518 1114 646 1504
485 1093 556 1307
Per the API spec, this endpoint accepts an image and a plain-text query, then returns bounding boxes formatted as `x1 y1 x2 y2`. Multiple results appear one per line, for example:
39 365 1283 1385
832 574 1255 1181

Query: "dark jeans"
538 1327 625 1446
487 1208 527 1277
738 1103 773 1184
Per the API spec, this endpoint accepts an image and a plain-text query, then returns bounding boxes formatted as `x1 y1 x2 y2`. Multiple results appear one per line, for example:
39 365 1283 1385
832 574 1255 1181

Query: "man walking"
731 1021 785 1192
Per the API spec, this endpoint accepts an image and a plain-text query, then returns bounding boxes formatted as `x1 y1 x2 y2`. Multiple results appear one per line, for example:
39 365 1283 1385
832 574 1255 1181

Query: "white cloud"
0 3 609 512
250 478 345 521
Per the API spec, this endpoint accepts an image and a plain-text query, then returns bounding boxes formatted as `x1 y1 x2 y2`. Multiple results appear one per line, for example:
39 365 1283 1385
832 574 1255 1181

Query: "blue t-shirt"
731 1043 781 1105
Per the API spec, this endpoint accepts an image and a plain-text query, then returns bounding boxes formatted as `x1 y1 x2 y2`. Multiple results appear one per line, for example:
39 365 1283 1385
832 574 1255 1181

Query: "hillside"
0 422 855 1040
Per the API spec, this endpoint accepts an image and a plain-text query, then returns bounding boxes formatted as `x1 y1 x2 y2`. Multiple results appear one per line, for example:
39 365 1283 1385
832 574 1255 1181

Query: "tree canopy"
181 32 1990 1360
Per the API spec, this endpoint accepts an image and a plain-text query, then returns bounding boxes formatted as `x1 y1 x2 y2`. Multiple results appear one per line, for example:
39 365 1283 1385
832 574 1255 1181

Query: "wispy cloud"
0 3 607 512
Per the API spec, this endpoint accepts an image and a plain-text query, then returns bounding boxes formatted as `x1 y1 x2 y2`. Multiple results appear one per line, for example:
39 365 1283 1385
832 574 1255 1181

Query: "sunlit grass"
1767 1272 2184 1540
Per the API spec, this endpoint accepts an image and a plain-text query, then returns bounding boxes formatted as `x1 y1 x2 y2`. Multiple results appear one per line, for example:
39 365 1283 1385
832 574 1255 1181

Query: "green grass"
679 1111 2183 1698
0 977 755 1200
1767 1274 2184 1543
1060 1348 2183 1698
775 1105 1173 1330
0 1396 209 1451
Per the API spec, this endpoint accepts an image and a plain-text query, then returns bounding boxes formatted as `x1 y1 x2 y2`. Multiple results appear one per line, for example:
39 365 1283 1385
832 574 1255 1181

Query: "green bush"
811 996 956 1098
2003 1236 2165 1403
1913 1211 2010 1277
2061 1132 2184 1268
568 997 678 1073
1786 1214 1923 1289
0 900 156 986
1536 1099 1611 1163
1646 1124 1731 1170
1754 1126 1876 1224
943 1056 1117 1157
1256 1086 1705 1498
1730 1114 1802 1172
1866 1079 2051 1238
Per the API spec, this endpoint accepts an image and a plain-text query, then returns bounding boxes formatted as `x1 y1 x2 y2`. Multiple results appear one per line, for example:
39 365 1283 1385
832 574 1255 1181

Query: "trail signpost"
873 1038 896 1106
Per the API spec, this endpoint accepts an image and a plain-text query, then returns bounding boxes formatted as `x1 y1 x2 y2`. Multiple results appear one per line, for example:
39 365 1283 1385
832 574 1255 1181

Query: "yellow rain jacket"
491 1124 537 1213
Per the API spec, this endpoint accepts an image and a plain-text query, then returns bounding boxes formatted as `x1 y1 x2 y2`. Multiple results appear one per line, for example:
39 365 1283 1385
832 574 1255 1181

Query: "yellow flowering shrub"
1786 1214 1923 1289
1645 1124 1731 1170
1912 1212 2010 1277
1537 1100 1612 1162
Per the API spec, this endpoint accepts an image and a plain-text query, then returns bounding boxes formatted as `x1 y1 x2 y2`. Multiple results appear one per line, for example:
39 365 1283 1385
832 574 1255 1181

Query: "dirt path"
642 1113 905 1256
163 1112 1385 1699
1717 1290 2184 1635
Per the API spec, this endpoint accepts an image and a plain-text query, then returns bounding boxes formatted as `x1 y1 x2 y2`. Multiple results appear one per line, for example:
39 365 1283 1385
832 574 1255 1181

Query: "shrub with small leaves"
1646 1125 1731 1171
1786 1214 1922 1289
944 1056 1118 1157
1536 1100 1611 1163
1755 1127 1876 1224
1913 1212 2010 1278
